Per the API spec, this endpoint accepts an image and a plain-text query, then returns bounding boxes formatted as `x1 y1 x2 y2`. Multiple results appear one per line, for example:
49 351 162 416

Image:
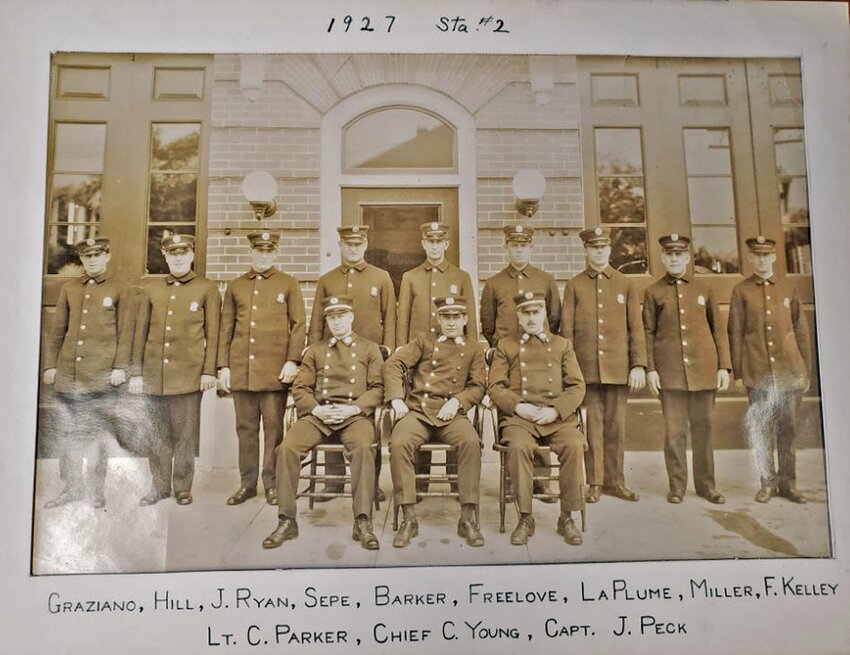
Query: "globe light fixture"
512 169 546 218
241 171 278 221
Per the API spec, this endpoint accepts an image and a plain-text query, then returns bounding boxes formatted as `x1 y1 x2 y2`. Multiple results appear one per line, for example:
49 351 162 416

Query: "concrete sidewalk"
31 449 830 575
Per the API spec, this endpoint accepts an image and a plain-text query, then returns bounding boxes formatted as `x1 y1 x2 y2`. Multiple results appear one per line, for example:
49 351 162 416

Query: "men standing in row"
488 291 587 546
561 227 646 503
728 236 811 503
41 236 134 509
643 234 730 505
385 296 486 548
218 231 305 506
481 223 561 500
263 296 383 550
309 225 396 496
130 234 221 506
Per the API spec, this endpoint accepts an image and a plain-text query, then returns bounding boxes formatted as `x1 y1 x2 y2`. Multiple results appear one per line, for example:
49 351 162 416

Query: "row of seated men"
41 221 812 551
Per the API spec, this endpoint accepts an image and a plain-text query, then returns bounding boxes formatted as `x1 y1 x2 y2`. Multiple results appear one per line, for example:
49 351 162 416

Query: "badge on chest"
190 301 199 312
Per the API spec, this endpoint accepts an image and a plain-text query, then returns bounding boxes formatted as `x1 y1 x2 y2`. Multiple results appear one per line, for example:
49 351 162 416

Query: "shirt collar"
586 265 613 279
520 331 549 344
340 260 367 274
329 334 355 347
424 259 448 273
166 271 197 285
437 334 465 346
247 266 277 280
751 274 776 286
505 264 529 279
665 272 692 285
80 271 109 285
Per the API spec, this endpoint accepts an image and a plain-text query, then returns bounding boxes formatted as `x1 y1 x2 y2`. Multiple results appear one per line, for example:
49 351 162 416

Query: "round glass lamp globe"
511 169 546 201
241 171 278 204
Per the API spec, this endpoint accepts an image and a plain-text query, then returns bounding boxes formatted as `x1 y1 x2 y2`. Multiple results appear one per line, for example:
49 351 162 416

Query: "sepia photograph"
31 51 831 574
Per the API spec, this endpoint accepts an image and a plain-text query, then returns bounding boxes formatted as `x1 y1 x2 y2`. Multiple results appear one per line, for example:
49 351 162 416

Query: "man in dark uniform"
480 222 561 500
385 296 486 548
129 234 221 506
561 227 647 503
488 291 587 546
308 225 396 496
217 231 306 506
643 234 731 505
41 236 134 509
728 236 812 503
262 295 383 550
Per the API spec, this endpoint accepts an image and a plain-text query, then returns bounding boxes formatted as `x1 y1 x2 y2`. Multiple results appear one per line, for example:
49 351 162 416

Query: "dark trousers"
746 387 803 489
232 390 286 490
276 416 376 520
502 424 585 515
659 389 716 495
390 412 481 506
147 392 201 495
55 392 110 496
584 383 628 487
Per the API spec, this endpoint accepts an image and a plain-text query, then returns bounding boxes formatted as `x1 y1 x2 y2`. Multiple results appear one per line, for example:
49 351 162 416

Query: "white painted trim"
320 85 478 296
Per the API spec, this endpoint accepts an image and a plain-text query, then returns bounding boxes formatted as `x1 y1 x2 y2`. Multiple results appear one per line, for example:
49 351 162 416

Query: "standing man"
217 231 305 506
41 236 134 509
385 296 486 548
130 234 221 506
308 225 395 496
643 234 731 505
561 227 647 503
262 296 383 550
488 291 587 546
728 236 812 503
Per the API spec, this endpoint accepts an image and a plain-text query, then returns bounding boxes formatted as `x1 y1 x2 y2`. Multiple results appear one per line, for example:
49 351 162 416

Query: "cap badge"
86 238 96 246
757 235 766 244
445 297 454 305
261 232 269 240
516 225 524 233
431 222 439 230
330 297 339 304
352 226 359 233
524 291 534 299
595 227 602 236
671 234 679 242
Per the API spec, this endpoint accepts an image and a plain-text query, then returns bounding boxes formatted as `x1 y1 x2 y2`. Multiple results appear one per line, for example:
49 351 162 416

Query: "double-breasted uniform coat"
481 264 561 347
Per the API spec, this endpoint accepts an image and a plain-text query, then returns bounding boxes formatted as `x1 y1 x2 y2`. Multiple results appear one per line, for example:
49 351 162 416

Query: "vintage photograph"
32 52 829 574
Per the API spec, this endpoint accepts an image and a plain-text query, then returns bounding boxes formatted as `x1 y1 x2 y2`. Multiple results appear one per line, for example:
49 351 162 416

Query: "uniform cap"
503 224 535 242
658 234 691 251
161 233 196 252
247 231 280 249
74 236 110 256
579 226 611 245
745 235 777 254
513 289 547 310
420 222 450 239
433 296 468 314
321 295 354 313
337 225 369 243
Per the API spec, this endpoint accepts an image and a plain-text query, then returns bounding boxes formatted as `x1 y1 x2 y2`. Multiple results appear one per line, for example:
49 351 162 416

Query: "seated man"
262 296 384 551
384 296 486 548
488 291 587 546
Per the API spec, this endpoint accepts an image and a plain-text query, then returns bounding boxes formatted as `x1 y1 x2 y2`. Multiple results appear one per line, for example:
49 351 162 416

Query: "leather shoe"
262 517 299 549
510 515 535 545
315 483 344 503
393 518 419 548
534 481 558 503
227 487 257 506
175 491 193 506
586 485 601 503
265 488 278 506
778 487 807 504
667 490 684 504
557 515 583 545
755 483 774 503
699 488 726 505
352 516 380 550
91 492 106 509
603 485 639 501
43 489 81 509
139 489 170 506
458 518 485 547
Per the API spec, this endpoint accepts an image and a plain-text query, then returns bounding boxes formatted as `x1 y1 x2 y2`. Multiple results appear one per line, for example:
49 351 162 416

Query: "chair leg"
499 452 507 534
373 445 381 512
393 498 399 531
581 508 586 532
308 454 317 510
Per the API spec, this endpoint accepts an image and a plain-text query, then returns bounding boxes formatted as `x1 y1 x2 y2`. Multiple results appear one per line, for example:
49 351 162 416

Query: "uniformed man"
129 234 221 506
385 296 486 548
480 223 561 501
561 227 647 503
262 296 383 550
643 234 731 505
488 291 587 546
308 225 396 496
396 222 479 345
217 231 306 506
41 236 134 509
728 236 812 503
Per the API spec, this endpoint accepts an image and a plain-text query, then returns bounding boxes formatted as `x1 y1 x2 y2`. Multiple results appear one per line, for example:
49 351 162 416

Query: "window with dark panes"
594 127 648 274
45 123 106 275
773 128 811 274
146 122 201 274
683 128 740 274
